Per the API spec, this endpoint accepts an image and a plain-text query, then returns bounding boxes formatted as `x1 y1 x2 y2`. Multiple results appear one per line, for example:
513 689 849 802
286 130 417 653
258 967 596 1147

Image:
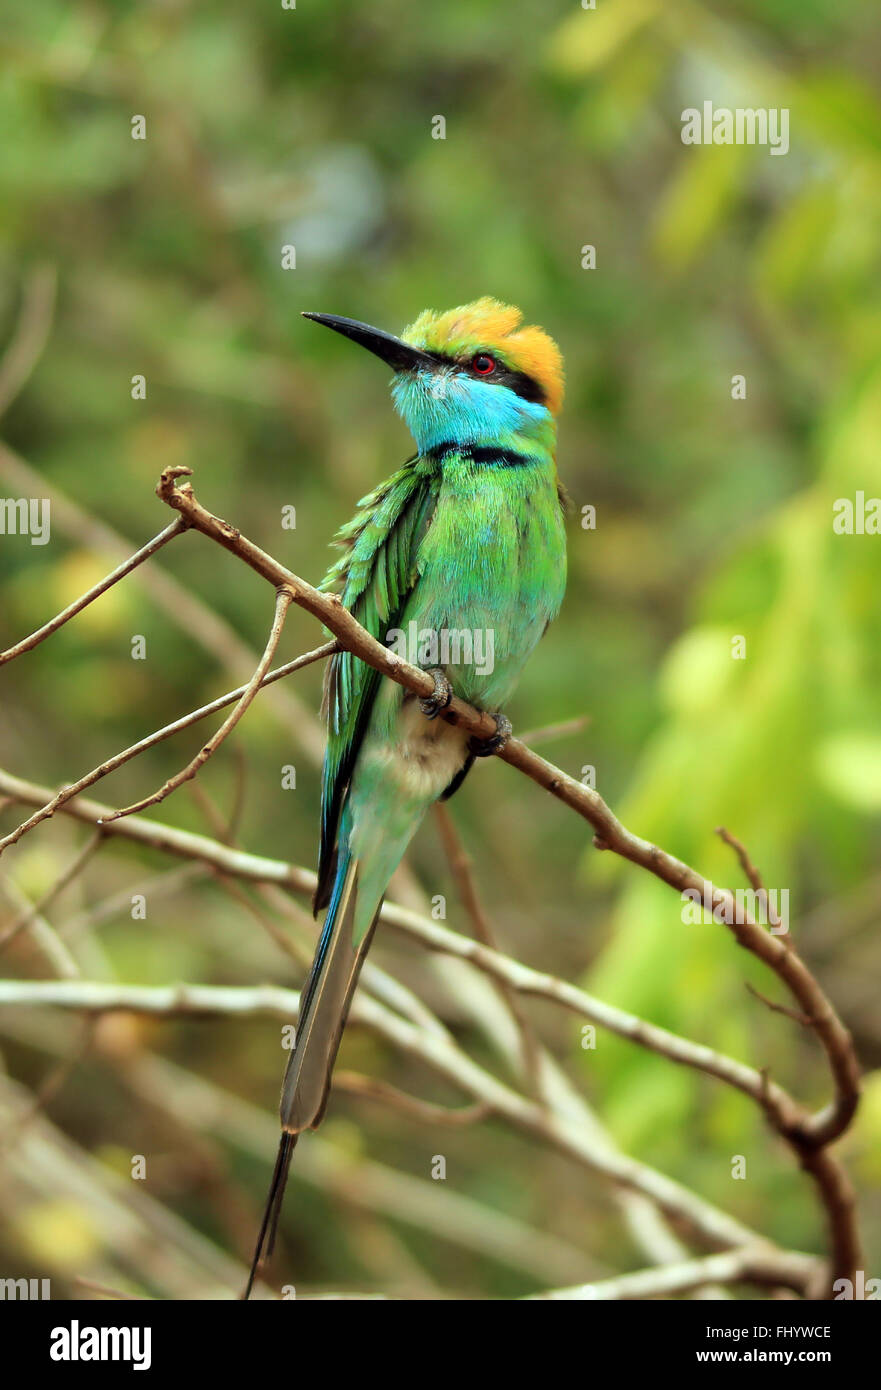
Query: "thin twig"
746 982 814 1028
518 714 592 747
716 825 777 930
0 441 326 762
0 519 187 666
98 588 292 822
333 1072 491 1128
213 874 309 971
0 640 336 853
716 827 862 1292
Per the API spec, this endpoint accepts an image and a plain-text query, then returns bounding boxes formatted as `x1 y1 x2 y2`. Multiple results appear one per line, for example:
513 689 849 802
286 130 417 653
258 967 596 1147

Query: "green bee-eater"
246 298 567 1294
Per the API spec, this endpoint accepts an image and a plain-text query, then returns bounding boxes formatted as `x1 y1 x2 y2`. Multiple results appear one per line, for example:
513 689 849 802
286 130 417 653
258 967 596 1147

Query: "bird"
245 297 567 1296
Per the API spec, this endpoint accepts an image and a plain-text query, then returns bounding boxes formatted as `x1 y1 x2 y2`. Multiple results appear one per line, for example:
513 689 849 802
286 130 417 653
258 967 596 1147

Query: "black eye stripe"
424 351 546 406
496 365 546 404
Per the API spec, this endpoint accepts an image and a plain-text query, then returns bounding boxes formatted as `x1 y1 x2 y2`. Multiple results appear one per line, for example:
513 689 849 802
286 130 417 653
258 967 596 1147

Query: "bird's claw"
469 712 512 757
419 667 453 720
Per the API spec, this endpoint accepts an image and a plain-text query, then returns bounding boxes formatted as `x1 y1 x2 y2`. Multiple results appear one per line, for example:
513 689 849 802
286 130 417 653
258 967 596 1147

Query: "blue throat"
392 369 554 456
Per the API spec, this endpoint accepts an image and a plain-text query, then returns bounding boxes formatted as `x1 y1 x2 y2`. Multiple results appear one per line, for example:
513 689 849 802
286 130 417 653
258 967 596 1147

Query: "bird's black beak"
302 312 436 373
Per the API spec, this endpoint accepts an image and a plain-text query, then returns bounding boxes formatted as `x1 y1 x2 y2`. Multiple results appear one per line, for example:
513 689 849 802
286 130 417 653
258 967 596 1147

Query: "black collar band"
430 442 536 467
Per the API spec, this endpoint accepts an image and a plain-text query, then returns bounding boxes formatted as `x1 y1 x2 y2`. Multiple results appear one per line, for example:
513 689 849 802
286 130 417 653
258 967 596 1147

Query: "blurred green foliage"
0 0 879 1296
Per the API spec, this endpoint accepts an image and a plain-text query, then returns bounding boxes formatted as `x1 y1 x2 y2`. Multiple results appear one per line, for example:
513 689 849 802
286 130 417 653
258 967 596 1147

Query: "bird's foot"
469 712 512 758
418 667 453 720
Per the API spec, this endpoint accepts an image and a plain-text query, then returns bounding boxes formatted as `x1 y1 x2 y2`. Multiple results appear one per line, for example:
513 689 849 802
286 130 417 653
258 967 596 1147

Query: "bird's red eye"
472 353 495 375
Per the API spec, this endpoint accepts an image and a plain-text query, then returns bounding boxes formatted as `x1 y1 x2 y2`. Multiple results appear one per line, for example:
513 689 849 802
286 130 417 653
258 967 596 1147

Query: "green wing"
315 456 439 909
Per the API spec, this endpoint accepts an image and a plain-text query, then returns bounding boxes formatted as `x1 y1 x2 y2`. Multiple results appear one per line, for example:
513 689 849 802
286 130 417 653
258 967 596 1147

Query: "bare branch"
0 976 772 1255
154 463 502 738
0 464 863 1294
0 639 336 853
716 826 863 1290
0 767 317 893
126 1051 602 1287
0 519 187 666
98 588 292 823
0 771 856 1153
150 467 859 1168
0 442 325 761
